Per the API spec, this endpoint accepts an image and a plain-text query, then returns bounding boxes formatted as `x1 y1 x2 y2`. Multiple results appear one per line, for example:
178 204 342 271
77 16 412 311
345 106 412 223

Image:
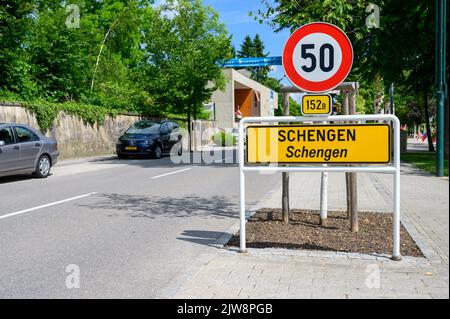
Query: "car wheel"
34 155 51 178
154 145 162 159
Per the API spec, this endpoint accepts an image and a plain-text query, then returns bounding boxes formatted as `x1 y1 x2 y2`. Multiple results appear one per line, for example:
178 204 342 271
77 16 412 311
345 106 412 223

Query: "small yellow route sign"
246 124 391 164
301 94 332 115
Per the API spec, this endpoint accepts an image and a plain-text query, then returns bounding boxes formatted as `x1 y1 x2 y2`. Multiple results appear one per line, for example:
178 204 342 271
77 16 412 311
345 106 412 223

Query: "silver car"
0 123 59 178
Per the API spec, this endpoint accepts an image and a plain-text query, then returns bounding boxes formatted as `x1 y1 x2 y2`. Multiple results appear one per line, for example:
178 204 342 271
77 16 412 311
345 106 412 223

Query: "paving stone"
173 161 448 299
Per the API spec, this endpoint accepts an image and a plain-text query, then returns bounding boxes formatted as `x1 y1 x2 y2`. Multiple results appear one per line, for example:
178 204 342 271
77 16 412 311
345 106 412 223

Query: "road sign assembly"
283 22 353 93
237 22 402 261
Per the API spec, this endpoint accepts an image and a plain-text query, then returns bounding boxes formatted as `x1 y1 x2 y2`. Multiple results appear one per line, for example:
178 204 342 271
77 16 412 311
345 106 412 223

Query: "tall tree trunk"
423 90 435 152
90 14 122 93
187 111 192 153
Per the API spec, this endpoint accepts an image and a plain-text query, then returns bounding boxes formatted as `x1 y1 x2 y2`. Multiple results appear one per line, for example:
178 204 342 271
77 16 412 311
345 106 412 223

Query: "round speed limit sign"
283 22 353 93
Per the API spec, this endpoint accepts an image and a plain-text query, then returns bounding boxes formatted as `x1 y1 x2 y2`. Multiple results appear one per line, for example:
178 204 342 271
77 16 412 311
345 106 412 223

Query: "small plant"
212 131 236 146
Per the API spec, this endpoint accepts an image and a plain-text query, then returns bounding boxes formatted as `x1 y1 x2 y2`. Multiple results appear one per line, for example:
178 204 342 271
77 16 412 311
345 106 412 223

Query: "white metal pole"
320 171 328 224
238 120 247 253
392 117 402 261
320 119 328 224
239 168 246 253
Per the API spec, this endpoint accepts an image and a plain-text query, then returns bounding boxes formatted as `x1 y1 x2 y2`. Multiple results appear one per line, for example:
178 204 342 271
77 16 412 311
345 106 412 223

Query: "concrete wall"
211 69 235 129
211 69 278 129
231 69 277 120
0 102 39 128
1 103 220 158
0 103 141 160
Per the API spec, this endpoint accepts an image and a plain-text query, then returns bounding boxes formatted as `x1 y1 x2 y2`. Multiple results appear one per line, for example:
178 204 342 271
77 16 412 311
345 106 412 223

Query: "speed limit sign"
283 22 353 93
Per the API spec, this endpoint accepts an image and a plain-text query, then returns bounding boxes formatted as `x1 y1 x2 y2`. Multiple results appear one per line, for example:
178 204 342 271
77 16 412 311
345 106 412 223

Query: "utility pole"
435 0 447 177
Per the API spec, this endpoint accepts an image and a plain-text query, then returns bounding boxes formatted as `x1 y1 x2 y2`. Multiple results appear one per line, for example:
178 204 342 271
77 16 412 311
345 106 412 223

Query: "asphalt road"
0 151 280 298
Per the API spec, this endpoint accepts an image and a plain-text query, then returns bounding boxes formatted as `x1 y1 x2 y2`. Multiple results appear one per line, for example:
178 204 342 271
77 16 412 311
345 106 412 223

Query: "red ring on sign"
283 22 353 93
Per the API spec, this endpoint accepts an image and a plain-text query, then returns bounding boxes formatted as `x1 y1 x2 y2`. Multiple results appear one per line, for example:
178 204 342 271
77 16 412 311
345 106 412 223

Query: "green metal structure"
435 0 447 176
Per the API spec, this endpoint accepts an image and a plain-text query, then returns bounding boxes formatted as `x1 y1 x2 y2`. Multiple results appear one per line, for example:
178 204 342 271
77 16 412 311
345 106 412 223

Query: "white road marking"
213 157 232 163
151 167 192 179
0 192 97 220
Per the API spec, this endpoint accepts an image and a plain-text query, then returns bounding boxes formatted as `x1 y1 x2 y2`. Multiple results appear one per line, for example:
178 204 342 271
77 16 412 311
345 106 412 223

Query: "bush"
21 99 118 133
212 131 236 146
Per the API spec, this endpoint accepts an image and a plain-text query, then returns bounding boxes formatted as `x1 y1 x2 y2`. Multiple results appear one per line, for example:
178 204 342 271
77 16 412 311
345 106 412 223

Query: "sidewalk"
174 163 449 298
407 137 436 152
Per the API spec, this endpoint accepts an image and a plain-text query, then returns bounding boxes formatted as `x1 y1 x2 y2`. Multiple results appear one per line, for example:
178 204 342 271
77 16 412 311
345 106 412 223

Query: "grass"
401 152 449 176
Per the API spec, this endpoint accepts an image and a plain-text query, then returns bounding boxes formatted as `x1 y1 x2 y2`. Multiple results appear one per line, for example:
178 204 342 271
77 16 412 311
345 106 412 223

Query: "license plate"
125 146 138 151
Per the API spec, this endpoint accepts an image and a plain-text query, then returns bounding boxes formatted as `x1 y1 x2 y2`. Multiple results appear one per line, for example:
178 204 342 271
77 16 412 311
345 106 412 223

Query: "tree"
252 34 270 82
27 5 94 101
0 0 36 98
254 0 440 151
237 34 270 82
140 0 232 151
237 35 255 57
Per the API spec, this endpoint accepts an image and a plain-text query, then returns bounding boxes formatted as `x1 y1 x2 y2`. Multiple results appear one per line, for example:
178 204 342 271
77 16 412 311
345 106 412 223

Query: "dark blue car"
116 120 183 159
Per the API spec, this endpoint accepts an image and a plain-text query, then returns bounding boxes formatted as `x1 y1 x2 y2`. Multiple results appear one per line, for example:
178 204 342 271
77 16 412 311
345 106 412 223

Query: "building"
208 69 278 129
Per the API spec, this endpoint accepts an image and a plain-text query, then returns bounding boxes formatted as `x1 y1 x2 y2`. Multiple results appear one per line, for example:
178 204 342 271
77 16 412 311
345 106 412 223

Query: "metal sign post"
238 114 402 261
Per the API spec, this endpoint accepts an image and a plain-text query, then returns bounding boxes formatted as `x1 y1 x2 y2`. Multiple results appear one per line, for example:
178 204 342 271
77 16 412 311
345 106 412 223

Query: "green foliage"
275 96 300 116
0 0 229 123
0 1 35 97
212 131 236 146
20 99 118 132
254 0 439 120
140 0 232 123
237 34 270 82
237 35 255 58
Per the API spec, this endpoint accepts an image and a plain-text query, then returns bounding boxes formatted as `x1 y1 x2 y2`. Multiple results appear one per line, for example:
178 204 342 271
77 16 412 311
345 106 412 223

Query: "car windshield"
126 122 160 134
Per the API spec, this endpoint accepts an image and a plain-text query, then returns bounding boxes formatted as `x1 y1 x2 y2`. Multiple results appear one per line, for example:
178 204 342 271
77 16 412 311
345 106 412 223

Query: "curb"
159 179 283 299
55 155 117 167
212 178 282 249
213 166 445 265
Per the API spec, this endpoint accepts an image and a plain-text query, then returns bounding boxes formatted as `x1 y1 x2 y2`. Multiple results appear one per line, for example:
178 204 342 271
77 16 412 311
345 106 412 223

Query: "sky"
200 0 292 85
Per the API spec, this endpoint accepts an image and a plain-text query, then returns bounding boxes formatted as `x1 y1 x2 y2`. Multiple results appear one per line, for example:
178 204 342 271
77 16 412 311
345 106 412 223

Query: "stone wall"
1 103 218 159
0 103 141 159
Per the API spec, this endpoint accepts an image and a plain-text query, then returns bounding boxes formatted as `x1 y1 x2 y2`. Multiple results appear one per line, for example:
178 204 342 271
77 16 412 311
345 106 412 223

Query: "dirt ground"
227 209 423 257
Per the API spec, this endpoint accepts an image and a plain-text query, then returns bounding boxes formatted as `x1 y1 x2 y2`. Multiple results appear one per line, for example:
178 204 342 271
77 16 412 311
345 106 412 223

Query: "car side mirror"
0 140 5 146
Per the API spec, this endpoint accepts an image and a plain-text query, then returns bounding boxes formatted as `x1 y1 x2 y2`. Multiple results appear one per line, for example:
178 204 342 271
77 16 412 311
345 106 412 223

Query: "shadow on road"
77 193 238 220
95 150 239 170
0 174 54 184
177 230 229 246
0 174 34 184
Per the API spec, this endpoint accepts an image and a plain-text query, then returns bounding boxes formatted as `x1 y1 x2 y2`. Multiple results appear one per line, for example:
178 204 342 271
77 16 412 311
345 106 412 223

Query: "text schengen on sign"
246 124 391 164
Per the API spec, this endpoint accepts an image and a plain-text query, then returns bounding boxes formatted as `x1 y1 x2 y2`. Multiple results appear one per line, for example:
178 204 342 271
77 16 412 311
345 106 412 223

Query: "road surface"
0 151 280 298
